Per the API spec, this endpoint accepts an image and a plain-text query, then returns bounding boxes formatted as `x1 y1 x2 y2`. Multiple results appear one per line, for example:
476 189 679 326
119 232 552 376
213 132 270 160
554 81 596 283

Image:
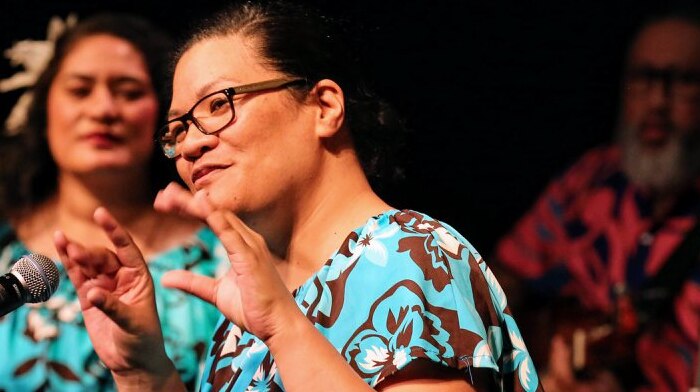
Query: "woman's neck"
55 171 154 224
271 160 392 290
14 171 199 260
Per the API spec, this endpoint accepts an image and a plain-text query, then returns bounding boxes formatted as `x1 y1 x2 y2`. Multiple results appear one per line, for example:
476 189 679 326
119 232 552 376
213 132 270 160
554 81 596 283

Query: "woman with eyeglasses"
0 13 227 391
55 1 543 391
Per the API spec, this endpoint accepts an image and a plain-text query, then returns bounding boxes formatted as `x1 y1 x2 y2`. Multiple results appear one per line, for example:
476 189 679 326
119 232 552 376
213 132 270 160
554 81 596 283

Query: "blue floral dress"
0 223 229 392
199 209 542 391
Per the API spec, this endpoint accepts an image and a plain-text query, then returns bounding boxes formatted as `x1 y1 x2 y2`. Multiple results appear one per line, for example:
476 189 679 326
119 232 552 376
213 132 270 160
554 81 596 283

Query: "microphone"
0 254 60 317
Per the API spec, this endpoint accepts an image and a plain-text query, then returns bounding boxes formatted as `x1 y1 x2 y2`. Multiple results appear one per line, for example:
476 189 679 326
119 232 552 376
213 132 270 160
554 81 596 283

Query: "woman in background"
0 13 226 391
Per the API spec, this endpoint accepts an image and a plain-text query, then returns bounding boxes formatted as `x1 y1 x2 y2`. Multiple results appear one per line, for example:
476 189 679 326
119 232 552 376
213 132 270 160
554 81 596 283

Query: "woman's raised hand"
54 207 177 386
154 182 301 342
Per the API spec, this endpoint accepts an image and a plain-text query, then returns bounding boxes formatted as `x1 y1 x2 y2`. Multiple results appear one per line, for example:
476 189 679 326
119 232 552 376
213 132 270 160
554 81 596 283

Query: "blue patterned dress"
199 209 542 391
0 223 229 392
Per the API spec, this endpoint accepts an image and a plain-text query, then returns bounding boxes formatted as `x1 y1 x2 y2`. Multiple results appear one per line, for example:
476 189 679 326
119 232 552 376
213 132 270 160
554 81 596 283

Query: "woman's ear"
311 79 345 137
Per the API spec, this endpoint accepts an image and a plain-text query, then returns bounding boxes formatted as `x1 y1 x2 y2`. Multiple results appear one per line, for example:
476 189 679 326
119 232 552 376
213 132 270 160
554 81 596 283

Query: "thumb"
162 270 217 305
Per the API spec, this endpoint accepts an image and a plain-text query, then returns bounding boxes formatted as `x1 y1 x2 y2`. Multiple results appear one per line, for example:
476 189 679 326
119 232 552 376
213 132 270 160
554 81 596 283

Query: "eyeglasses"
624 66 700 100
158 77 306 158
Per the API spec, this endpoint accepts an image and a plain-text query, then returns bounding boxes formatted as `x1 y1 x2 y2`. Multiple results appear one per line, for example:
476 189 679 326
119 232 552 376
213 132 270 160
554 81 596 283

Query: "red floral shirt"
495 145 700 392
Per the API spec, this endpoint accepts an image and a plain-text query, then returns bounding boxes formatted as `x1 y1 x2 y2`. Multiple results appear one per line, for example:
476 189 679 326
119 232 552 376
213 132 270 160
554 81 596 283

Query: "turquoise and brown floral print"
199 209 542 392
0 223 228 392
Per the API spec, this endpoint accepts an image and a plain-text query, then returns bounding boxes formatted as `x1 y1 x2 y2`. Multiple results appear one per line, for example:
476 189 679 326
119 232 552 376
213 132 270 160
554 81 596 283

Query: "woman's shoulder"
337 209 482 279
365 209 478 260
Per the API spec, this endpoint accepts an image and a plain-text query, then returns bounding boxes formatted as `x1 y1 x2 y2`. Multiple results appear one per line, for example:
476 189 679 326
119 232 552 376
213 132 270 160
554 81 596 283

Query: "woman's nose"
85 86 119 122
178 122 219 160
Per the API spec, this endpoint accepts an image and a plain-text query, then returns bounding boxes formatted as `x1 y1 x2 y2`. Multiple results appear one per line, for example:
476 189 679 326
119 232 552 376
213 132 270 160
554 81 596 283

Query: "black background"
0 0 676 255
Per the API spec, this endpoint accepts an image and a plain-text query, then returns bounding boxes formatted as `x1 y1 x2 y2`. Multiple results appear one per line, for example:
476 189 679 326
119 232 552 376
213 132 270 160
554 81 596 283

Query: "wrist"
264 304 309 352
111 360 185 392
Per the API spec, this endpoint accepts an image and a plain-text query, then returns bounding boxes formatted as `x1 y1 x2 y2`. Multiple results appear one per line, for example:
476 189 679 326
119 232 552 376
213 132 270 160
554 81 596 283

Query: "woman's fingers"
93 207 147 269
206 208 263 249
85 287 133 326
154 182 212 220
156 183 257 250
55 208 145 275
54 230 120 278
205 211 258 262
161 270 218 305
54 229 72 269
54 230 86 287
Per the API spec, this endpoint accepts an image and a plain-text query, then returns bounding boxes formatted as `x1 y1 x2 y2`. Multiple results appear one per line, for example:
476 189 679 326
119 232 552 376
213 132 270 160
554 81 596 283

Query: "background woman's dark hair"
171 0 409 192
0 12 177 219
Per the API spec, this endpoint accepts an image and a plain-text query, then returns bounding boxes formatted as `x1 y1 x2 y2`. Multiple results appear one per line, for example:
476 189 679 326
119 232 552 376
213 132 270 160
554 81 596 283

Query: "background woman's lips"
82 133 121 148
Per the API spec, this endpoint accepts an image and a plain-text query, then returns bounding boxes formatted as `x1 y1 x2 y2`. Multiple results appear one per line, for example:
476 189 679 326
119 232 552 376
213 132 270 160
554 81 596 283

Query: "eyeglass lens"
160 90 234 158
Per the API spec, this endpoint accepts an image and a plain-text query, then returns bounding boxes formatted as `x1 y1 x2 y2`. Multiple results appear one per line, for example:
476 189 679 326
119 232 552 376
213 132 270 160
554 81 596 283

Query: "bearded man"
493 9 700 392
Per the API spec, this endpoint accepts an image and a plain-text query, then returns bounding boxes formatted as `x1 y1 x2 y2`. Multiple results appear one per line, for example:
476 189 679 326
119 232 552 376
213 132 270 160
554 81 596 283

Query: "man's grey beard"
619 123 700 195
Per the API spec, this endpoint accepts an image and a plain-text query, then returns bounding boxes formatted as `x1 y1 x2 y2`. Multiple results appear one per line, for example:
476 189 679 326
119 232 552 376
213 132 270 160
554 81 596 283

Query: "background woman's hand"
54 207 172 375
155 183 300 341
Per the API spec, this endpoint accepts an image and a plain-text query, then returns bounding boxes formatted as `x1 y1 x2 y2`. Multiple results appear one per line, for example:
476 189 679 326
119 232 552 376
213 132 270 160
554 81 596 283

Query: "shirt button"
639 231 654 246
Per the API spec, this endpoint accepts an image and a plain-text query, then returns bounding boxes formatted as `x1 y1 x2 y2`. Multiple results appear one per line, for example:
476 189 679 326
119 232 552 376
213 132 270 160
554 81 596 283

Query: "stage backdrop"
0 0 669 254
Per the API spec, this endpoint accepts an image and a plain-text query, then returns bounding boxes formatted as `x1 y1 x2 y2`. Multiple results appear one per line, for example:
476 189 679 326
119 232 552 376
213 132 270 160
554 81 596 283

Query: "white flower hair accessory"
0 14 77 135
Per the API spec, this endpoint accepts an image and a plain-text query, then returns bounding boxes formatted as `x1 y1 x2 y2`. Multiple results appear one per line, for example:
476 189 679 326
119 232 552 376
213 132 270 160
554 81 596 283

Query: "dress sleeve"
333 210 542 391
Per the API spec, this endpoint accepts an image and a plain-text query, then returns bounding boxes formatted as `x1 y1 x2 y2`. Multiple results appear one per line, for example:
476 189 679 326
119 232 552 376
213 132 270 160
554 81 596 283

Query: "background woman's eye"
117 88 147 101
67 87 91 98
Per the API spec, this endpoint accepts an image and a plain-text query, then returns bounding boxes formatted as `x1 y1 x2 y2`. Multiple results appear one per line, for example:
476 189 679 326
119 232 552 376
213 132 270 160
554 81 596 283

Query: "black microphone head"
10 254 60 303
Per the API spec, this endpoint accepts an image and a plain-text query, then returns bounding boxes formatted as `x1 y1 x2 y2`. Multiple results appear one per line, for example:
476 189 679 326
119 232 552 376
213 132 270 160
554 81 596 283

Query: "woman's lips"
82 132 121 148
191 165 227 185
